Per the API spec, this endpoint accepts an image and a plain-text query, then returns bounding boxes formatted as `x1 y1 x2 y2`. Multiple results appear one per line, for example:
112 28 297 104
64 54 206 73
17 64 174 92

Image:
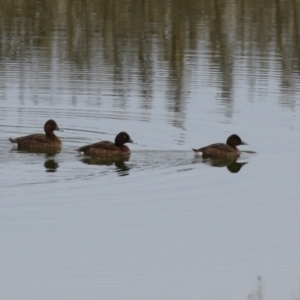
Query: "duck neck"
46 131 57 140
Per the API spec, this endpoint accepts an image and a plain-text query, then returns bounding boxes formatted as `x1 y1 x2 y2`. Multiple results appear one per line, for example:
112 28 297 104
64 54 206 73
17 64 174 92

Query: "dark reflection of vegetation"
247 276 264 300
81 156 131 177
0 0 299 116
194 157 248 173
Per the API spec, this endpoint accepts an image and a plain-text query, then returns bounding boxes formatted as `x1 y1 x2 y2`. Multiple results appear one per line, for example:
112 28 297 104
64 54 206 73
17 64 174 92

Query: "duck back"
195 143 239 158
77 141 130 157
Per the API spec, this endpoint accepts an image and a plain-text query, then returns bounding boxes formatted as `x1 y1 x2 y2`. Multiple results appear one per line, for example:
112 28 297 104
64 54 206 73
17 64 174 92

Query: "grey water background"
0 0 300 299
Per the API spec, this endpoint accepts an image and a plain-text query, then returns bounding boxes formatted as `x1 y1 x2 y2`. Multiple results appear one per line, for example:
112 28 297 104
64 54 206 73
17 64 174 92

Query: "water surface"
1 1 300 299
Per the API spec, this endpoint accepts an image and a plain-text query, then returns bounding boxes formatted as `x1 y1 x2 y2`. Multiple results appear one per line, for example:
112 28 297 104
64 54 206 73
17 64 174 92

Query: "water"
1 0 300 299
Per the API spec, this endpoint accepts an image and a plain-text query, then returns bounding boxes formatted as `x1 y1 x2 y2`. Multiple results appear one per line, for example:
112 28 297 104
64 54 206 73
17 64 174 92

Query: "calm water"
1 0 300 299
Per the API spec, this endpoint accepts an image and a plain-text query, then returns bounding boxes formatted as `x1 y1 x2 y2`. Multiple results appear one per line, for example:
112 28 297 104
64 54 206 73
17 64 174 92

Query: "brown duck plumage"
9 119 62 149
77 132 134 157
192 134 247 158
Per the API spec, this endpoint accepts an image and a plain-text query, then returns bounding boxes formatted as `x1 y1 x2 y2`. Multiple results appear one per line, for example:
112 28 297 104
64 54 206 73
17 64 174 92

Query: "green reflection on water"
0 0 299 111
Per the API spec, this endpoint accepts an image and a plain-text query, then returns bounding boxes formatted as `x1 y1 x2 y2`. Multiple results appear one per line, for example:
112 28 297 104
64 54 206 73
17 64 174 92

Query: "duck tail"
9 138 19 149
192 148 203 156
76 148 85 155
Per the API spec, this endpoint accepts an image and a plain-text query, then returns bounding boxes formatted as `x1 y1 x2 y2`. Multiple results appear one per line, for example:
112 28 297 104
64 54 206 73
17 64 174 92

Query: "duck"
9 119 62 149
77 132 134 157
192 134 247 158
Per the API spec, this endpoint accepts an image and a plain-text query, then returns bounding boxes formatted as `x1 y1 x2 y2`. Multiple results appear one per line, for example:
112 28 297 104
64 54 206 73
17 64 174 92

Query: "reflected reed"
0 0 299 116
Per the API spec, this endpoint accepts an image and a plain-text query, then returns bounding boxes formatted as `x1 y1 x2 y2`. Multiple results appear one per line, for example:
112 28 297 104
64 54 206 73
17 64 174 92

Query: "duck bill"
241 140 247 145
56 126 63 132
128 138 134 143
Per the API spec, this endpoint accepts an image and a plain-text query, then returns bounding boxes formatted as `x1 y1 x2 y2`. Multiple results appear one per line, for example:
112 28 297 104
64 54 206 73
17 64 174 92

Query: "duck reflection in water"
10 146 61 155
194 157 248 173
44 153 59 172
10 148 60 172
81 156 131 177
9 119 62 150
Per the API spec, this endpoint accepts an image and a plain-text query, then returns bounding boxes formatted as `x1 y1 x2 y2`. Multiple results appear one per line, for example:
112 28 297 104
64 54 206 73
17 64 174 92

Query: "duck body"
9 119 62 150
77 132 133 157
192 134 247 158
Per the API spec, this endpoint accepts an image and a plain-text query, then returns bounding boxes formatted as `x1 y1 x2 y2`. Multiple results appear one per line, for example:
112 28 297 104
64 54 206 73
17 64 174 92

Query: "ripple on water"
1 131 252 187
1 115 252 194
